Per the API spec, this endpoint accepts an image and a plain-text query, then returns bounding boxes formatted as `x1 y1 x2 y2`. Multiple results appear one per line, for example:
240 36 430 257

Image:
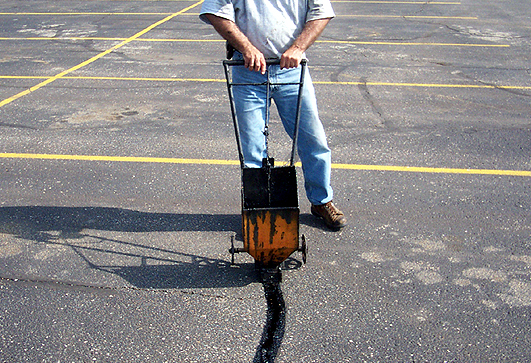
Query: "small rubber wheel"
230 235 236 265
301 234 307 264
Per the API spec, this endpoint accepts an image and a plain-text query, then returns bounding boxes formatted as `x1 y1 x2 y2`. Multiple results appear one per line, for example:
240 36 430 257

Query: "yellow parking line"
0 0 203 109
313 81 531 90
332 1 460 3
2 75 530 90
81 0 454 2
95 0 461 2
0 0 460 2
66 76 222 82
0 37 127 41
0 152 239 166
0 12 178 15
0 76 50 79
0 37 222 42
333 163 531 176
183 12 476 19
0 75 222 82
0 12 475 20
1 152 529 177
335 14 477 19
86 0 198 1
0 37 509 48
316 39 508 47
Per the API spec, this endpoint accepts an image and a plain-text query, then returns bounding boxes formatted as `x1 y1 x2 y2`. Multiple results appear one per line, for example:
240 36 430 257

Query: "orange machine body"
239 164 300 267
242 207 299 267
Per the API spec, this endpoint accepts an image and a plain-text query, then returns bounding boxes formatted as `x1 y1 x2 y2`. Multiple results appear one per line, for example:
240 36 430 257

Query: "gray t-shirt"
200 0 335 58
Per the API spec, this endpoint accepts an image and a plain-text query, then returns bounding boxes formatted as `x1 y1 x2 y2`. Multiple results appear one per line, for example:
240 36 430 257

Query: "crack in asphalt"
358 77 397 130
455 70 531 98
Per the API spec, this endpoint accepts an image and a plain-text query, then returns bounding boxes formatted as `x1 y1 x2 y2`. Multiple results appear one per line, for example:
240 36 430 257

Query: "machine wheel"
230 235 236 265
300 234 307 264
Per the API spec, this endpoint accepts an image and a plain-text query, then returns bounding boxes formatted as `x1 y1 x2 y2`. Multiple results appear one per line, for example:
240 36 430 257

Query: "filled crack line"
254 282 286 363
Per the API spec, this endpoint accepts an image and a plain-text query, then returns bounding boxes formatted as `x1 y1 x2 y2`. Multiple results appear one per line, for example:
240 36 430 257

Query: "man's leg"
272 66 333 205
273 66 347 229
231 65 268 168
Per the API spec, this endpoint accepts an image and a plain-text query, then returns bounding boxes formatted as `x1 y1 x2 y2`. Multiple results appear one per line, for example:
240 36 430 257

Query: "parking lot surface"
1 0 530 361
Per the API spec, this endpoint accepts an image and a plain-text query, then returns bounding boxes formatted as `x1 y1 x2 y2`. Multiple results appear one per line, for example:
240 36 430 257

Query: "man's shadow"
0 206 261 289
1 205 307 362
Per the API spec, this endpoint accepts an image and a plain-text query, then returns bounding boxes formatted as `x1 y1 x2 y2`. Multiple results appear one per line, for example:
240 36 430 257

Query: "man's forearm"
204 14 252 54
292 18 331 53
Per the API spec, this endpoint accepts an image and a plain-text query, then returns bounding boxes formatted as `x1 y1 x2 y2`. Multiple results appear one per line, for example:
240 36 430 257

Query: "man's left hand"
279 18 332 69
280 45 304 69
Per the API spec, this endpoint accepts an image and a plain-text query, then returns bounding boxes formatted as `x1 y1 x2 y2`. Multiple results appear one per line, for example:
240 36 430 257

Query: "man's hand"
204 14 267 74
280 45 304 69
280 18 332 69
242 46 267 74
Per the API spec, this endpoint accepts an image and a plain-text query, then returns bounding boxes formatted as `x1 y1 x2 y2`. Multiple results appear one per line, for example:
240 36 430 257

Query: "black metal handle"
222 59 307 168
223 59 307 67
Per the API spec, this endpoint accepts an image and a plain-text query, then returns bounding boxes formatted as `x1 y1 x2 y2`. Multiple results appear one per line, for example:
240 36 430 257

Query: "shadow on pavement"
0 206 260 289
0 205 240 233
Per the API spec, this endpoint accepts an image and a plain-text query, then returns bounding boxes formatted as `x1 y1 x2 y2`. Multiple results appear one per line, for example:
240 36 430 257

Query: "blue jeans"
232 60 333 205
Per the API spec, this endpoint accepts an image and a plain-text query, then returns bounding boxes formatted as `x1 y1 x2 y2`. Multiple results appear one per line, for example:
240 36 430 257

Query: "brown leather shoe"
311 201 347 229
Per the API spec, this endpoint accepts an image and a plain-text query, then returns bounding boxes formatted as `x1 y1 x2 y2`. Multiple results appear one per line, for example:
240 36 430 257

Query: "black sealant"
253 281 286 363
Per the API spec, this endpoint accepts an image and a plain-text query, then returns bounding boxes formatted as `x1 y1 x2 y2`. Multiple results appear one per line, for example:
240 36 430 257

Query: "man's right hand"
204 14 267 74
242 46 267 74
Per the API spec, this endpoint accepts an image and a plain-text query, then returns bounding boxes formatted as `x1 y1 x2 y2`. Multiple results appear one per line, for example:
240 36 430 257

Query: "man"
200 0 347 229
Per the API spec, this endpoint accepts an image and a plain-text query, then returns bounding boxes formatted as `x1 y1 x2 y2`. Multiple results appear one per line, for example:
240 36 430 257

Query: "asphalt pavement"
1 0 530 361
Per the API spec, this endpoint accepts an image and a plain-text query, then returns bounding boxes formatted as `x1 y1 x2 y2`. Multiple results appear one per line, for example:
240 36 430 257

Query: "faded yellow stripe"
316 39 509 47
0 37 224 42
333 163 531 177
0 37 509 48
104 0 461 2
83 0 198 1
335 14 477 19
62 76 224 82
3 75 530 90
332 1 460 3
183 12 477 19
0 0 203 109
1 11 468 16
1 152 529 177
56 0 462 2
313 81 531 90
0 152 239 166
0 12 178 15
